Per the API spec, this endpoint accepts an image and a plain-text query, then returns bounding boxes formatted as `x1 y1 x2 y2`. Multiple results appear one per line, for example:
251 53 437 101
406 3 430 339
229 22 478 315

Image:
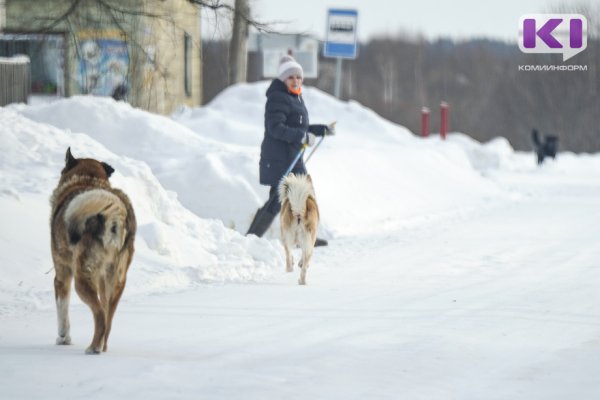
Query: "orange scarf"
288 86 302 96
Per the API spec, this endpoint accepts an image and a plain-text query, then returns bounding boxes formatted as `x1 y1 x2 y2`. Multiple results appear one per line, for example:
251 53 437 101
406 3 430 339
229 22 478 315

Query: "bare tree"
228 0 248 84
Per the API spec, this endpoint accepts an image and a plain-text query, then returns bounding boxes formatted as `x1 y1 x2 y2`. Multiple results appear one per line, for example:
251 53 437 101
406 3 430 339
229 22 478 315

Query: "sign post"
324 9 358 98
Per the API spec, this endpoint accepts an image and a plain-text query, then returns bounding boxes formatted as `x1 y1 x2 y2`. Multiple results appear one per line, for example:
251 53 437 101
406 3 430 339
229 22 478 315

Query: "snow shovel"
246 144 308 237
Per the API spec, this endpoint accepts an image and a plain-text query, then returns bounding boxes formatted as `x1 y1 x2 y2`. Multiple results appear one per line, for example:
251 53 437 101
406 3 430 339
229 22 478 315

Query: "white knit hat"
277 55 304 81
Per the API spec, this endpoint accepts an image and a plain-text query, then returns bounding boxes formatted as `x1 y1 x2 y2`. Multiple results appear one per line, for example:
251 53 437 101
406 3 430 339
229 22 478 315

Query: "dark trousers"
246 185 280 237
266 185 281 214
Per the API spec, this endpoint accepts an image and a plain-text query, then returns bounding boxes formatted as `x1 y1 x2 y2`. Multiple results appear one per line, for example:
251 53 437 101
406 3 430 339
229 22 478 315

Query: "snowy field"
1 83 599 399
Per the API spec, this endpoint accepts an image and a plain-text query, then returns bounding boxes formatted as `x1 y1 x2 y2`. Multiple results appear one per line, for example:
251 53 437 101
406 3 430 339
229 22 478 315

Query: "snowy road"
2 167 599 400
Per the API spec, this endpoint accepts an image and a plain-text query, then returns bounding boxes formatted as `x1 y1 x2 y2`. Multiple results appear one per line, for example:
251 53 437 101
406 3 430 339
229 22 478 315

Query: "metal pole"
281 144 308 181
440 101 449 140
334 57 342 98
304 135 326 163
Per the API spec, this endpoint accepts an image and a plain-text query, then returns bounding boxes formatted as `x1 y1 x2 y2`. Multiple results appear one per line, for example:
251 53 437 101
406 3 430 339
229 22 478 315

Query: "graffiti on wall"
76 30 128 98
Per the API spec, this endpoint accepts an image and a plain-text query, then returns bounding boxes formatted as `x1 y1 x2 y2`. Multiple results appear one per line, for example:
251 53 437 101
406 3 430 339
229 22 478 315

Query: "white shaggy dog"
278 173 320 285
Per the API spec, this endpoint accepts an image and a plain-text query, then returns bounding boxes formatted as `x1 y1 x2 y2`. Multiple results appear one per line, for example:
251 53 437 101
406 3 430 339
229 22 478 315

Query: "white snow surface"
1 82 599 399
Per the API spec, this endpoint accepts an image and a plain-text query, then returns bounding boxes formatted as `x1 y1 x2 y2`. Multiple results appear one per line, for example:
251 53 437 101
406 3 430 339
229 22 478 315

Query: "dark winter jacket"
259 79 310 186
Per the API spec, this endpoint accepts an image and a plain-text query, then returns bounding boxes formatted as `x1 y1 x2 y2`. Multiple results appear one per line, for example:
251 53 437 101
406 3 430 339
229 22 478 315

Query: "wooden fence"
0 56 30 106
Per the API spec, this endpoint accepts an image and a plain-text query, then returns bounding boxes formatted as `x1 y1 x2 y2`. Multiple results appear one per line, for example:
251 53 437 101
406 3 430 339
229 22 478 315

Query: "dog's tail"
64 189 128 249
278 173 317 218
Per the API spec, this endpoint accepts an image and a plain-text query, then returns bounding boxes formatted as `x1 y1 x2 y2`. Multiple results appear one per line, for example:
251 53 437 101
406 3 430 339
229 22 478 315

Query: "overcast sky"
203 0 582 42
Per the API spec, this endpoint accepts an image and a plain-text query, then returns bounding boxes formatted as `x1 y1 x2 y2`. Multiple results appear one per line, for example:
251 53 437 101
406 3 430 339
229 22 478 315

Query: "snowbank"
0 108 282 315
11 82 512 236
3 81 580 314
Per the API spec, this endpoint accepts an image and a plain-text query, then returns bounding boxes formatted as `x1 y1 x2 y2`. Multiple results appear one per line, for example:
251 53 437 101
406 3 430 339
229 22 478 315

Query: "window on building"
184 33 192 97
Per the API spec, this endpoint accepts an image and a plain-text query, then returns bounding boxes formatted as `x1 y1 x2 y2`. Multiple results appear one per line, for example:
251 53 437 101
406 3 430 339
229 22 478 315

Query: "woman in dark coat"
247 55 333 245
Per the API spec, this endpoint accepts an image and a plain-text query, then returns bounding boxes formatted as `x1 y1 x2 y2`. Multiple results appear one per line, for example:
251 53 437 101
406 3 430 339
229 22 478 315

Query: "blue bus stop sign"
324 9 358 59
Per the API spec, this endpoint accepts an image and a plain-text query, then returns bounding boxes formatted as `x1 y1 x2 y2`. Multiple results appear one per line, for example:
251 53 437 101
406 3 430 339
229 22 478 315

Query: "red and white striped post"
421 107 430 137
440 101 449 140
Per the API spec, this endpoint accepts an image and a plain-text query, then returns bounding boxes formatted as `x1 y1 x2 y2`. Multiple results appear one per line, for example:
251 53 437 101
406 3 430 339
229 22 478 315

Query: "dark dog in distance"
532 129 558 165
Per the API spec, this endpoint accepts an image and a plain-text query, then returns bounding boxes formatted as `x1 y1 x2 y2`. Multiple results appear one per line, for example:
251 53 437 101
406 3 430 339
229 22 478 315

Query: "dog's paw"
56 335 72 345
85 346 102 355
298 278 306 285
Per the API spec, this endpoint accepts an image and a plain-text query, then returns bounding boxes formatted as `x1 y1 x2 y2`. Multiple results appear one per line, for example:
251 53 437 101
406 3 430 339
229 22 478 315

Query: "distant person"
532 128 559 165
246 55 334 246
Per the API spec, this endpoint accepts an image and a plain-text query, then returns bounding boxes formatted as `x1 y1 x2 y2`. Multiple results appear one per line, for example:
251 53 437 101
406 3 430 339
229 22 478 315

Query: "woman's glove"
303 132 317 147
326 121 336 136
308 122 336 137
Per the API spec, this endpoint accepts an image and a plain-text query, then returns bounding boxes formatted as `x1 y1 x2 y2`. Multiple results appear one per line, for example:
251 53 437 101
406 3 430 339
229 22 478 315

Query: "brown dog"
50 148 136 354
278 173 319 285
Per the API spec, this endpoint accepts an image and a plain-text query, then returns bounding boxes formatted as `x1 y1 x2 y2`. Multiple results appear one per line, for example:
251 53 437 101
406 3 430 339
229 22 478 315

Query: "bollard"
440 101 449 140
421 107 430 137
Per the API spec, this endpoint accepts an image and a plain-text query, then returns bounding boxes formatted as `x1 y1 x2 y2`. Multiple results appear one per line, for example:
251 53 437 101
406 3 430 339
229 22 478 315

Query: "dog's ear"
64 147 78 170
306 174 313 183
101 162 115 178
